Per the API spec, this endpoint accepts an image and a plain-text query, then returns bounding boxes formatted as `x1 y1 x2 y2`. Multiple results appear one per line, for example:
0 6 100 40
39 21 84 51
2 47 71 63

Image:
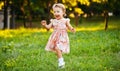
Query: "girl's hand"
71 28 76 33
41 20 47 26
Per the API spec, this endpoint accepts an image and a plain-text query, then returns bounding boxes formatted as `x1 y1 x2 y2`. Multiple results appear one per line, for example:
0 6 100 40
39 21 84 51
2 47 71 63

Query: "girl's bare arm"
41 20 52 29
66 20 76 33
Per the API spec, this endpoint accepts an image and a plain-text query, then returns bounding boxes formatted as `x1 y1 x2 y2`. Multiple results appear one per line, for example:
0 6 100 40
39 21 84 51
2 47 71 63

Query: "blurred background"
0 0 120 29
0 1 120 71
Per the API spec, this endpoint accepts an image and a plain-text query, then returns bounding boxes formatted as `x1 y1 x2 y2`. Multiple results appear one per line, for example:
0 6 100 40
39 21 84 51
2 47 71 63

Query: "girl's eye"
54 11 60 13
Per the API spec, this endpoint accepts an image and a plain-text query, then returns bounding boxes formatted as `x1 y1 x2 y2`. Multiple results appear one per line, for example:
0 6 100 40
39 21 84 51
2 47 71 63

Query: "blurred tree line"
0 0 120 29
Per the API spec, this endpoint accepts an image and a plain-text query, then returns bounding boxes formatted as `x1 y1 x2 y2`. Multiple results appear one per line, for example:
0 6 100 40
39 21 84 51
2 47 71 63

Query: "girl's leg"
54 47 62 58
54 47 65 68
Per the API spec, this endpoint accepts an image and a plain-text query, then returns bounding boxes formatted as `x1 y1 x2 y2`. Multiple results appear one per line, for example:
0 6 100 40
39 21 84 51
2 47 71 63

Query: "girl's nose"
54 13 58 15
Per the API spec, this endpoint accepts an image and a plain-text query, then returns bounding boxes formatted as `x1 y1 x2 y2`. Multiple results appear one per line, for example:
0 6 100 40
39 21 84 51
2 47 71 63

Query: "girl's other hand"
71 28 76 33
41 20 47 26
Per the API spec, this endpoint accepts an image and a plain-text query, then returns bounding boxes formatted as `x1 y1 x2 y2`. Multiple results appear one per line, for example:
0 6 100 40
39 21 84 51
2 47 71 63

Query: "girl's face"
53 7 64 20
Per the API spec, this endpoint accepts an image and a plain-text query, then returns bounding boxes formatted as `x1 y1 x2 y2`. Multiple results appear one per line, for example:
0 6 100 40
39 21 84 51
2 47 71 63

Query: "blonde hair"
52 3 66 16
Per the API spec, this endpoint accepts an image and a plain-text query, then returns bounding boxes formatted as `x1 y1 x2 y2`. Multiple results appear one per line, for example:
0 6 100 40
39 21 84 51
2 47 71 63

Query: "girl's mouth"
55 15 60 18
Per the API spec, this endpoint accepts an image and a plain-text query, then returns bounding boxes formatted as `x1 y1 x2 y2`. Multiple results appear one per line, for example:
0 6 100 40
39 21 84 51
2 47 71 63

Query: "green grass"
0 18 120 71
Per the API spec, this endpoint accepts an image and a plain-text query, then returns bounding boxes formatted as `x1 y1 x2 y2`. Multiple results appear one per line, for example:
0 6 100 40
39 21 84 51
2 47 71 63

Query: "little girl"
41 3 75 68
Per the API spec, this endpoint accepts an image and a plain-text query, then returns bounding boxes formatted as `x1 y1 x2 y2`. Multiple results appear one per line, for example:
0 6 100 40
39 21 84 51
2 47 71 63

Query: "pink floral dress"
45 18 70 53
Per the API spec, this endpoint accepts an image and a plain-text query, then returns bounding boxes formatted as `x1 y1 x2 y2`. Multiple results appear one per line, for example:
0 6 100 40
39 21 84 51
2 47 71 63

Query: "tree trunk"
74 12 79 26
23 15 27 28
28 16 32 27
27 0 32 28
3 0 8 29
21 6 26 28
10 5 15 29
104 11 108 30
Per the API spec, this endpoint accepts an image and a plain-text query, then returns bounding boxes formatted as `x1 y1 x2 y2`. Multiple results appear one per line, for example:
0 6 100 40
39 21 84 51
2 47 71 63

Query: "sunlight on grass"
0 27 102 38
0 24 119 38
0 30 13 38
76 27 104 31
0 28 48 38
76 25 119 31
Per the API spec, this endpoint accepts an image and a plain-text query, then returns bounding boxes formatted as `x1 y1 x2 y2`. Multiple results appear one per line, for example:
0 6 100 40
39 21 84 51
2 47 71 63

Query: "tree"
62 0 90 26
91 0 117 30
2 0 120 29
91 0 109 30
12 0 56 28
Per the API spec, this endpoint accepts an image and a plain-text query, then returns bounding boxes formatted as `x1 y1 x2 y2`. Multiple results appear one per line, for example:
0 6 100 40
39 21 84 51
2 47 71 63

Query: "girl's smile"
55 15 61 19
